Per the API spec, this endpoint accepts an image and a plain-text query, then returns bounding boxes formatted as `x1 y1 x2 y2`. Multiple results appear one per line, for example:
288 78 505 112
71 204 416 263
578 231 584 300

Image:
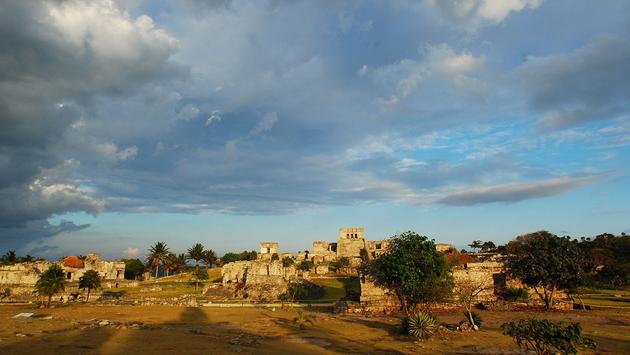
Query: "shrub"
402 312 440 340
298 260 314 271
271 253 279 261
282 256 294 267
502 318 595 354
504 287 529 302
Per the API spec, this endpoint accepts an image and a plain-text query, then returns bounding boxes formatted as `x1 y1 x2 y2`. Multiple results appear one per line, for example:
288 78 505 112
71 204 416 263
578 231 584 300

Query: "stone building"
0 253 124 285
0 253 125 301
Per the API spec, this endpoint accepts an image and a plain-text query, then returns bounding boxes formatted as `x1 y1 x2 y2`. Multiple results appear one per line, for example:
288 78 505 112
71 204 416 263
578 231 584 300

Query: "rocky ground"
0 304 628 354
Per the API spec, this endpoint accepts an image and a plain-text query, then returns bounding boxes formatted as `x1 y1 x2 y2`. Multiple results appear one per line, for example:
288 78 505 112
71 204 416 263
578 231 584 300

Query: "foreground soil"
0 304 628 354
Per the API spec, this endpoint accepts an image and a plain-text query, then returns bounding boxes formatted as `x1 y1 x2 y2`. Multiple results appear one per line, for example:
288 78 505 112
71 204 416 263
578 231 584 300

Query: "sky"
1 0 629 260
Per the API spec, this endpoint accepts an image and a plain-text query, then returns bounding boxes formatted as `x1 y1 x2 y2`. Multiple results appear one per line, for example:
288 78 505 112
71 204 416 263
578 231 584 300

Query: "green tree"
187 243 205 290
163 253 178 277
298 260 314 271
3 250 17 264
506 231 585 309
35 265 66 307
147 241 170 278
271 253 279 261
221 252 240 264
361 231 454 313
202 249 217 269
174 253 188 273
481 241 496 252
78 270 101 301
282 256 294 267
468 240 483 253
123 259 145 280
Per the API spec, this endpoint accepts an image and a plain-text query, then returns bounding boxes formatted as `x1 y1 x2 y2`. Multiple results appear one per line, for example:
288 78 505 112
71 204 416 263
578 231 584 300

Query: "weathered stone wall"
0 254 124 286
259 242 279 255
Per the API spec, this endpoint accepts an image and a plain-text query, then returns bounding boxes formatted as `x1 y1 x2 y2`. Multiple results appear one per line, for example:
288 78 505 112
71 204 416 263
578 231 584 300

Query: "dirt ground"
0 304 628 354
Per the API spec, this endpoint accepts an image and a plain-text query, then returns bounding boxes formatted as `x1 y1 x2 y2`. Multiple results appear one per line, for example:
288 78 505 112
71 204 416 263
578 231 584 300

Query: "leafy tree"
147 241 170 278
271 253 279 261
361 231 454 313
221 252 240 264
123 259 146 280
502 318 595 354
203 249 217 269
282 256 294 267
506 231 585 309
35 265 66 307
579 233 630 288
78 270 101 301
298 260 314 271
238 250 258 261
468 240 483 253
481 241 496 252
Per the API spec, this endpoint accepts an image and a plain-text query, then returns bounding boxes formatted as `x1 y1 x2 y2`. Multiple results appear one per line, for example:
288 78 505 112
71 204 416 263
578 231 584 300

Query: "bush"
502 318 595 354
504 287 529 302
298 260 314 271
402 312 440 340
271 253 279 261
282 256 294 267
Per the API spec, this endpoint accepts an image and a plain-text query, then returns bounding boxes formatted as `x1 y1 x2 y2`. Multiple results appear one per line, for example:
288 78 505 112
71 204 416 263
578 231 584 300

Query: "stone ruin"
221 227 572 310
0 253 125 301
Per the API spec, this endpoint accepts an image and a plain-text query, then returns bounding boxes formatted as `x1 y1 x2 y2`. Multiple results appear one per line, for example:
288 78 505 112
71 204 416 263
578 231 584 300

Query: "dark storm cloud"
0 0 182 244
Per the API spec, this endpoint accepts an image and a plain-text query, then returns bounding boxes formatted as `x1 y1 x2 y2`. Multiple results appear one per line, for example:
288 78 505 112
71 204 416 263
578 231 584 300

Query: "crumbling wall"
221 260 298 301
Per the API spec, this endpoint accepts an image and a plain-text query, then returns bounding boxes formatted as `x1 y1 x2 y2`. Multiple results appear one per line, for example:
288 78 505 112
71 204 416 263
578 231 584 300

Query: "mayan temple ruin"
0 253 125 301
219 227 546 310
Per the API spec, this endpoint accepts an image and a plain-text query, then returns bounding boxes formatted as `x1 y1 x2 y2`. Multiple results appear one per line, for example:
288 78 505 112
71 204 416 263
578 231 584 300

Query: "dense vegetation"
360 231 453 313
502 318 595 354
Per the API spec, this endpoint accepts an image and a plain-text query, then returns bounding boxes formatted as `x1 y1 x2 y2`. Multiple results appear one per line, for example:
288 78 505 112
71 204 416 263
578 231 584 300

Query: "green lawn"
575 287 630 308
309 277 360 302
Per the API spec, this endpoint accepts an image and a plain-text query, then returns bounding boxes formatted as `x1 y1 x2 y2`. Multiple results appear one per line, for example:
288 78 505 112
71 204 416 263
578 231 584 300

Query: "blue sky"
1 0 629 259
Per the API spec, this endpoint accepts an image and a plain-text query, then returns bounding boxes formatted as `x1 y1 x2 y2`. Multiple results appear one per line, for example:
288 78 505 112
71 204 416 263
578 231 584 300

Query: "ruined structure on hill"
0 253 125 301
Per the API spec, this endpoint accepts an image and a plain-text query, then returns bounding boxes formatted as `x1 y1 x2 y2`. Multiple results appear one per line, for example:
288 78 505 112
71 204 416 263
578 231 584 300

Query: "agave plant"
402 312 440 340
293 309 315 330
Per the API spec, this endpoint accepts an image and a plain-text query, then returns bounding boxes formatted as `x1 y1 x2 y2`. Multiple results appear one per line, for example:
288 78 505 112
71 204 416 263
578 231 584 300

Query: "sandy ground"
0 304 628 354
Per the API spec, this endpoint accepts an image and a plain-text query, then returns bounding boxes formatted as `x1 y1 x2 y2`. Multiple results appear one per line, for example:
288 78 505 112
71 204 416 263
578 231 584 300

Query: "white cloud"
372 43 486 103
94 142 138 162
249 112 279 136
123 247 140 258
426 0 542 31
206 110 222 126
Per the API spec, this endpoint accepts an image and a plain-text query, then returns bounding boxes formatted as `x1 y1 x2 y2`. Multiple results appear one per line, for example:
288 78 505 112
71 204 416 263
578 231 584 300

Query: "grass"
308 277 360 302
574 287 630 308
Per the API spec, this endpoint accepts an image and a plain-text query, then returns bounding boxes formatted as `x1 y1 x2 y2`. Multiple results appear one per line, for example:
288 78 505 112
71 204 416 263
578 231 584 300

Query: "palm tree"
202 249 217 270
174 253 188 274
163 253 178 277
3 250 17 264
148 242 170 278
35 265 66 307
187 243 205 290
78 270 101 302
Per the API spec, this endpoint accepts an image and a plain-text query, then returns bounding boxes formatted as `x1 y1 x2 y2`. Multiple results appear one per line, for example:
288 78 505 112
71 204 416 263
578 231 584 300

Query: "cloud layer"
2 0 629 252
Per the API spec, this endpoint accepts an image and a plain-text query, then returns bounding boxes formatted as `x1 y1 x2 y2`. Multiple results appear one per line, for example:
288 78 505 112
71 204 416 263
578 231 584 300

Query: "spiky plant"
402 312 440 340
293 309 315 330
